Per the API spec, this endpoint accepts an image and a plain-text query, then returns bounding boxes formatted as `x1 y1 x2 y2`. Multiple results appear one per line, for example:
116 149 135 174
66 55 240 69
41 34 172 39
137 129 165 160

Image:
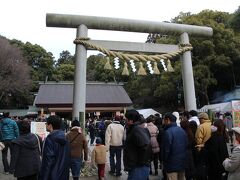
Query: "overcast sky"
0 0 239 59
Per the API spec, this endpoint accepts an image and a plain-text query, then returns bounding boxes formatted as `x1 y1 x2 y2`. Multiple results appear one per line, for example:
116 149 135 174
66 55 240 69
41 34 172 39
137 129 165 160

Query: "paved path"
0 142 163 180
0 158 162 180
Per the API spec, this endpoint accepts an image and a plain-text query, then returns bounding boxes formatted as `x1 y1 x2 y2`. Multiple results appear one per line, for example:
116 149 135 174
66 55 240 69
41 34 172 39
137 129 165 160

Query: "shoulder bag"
0 142 5 151
70 133 80 144
34 134 42 160
0 124 5 150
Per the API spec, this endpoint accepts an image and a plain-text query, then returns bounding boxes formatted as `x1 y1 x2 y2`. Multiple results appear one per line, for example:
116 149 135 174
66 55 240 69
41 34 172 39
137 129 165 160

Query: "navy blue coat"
162 122 187 173
39 130 70 180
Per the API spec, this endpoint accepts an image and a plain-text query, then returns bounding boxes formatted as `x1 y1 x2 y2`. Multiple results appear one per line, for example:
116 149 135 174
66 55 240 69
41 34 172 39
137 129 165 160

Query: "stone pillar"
73 24 88 131
180 32 197 111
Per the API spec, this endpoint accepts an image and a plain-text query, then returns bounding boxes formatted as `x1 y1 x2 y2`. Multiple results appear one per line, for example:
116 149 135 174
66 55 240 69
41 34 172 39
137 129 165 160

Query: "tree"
229 6 240 32
10 40 55 94
87 54 119 82
53 64 75 81
11 40 55 82
56 50 74 66
171 10 240 107
0 36 31 108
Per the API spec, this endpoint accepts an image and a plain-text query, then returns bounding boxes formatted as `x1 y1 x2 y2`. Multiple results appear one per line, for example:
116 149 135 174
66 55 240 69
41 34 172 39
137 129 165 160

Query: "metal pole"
73 24 88 131
180 32 197 111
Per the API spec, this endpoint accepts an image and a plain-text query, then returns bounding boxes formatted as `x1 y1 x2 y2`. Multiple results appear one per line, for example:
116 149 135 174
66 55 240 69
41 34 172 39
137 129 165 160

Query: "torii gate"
46 13 213 127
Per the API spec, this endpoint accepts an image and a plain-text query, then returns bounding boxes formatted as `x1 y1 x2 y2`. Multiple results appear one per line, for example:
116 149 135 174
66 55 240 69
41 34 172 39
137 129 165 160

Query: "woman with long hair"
146 115 160 175
205 119 229 180
180 120 195 180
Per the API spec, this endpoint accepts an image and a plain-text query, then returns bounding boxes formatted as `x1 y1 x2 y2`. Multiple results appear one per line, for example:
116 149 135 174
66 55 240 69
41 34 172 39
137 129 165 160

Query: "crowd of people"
0 109 239 180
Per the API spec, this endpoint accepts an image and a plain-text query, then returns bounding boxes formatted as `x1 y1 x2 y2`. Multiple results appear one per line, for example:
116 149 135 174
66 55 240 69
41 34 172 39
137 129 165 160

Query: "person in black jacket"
123 109 152 180
180 120 196 180
39 115 70 180
10 119 42 180
205 119 229 180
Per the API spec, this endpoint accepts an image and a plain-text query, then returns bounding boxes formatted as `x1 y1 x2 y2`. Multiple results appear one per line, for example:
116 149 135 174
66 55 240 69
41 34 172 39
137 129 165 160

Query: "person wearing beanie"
123 109 152 180
223 127 240 180
162 112 188 180
91 137 107 180
66 120 88 180
10 119 42 180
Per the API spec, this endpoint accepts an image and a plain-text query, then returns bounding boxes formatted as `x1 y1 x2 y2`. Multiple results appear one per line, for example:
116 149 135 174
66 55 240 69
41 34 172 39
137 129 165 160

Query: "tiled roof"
34 82 132 107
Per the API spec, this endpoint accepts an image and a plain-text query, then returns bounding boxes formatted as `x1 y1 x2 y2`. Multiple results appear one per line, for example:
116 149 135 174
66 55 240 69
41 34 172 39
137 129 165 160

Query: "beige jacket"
195 119 211 150
91 145 107 165
105 122 124 149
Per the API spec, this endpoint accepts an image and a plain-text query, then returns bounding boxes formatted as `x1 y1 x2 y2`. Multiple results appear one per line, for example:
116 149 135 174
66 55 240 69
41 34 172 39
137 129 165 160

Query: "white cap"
232 127 240 135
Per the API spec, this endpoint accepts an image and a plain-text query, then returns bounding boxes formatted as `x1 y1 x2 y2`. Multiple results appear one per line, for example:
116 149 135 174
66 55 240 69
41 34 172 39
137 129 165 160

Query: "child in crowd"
91 138 107 180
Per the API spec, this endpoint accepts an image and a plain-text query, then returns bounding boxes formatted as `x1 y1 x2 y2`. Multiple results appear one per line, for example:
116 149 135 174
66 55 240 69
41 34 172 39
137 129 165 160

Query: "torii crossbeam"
46 13 213 127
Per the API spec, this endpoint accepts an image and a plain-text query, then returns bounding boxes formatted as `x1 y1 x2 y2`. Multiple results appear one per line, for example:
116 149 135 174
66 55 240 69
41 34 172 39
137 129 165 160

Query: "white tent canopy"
137 108 161 118
199 102 232 112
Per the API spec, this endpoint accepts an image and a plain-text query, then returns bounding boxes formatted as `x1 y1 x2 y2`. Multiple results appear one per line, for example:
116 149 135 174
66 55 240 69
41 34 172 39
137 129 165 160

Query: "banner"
232 100 240 127
31 122 49 140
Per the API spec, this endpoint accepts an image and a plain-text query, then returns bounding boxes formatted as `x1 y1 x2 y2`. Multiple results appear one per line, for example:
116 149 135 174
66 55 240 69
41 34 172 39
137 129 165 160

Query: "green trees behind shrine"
0 7 240 110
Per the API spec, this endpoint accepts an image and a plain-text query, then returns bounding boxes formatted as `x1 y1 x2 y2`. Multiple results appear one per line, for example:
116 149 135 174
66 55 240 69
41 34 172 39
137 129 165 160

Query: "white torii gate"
46 13 213 127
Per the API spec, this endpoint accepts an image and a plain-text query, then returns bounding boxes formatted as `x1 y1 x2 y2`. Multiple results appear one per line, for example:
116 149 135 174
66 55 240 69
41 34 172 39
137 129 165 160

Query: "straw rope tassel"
167 59 174 72
122 61 129 76
137 62 147 75
104 57 112 70
153 61 160 75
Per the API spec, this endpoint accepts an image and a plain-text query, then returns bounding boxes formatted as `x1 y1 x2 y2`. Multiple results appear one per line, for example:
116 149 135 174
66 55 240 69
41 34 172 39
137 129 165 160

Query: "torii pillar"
46 13 213 126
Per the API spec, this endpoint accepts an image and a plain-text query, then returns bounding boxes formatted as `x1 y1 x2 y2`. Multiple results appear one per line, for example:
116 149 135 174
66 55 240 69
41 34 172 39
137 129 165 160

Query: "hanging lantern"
153 61 160 75
122 61 129 76
167 59 174 72
137 62 147 75
104 57 112 70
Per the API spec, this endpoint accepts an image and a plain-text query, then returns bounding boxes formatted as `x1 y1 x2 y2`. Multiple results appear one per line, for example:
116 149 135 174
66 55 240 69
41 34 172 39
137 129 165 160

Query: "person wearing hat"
123 109 152 180
66 120 88 180
195 112 212 151
223 127 240 180
194 112 212 180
